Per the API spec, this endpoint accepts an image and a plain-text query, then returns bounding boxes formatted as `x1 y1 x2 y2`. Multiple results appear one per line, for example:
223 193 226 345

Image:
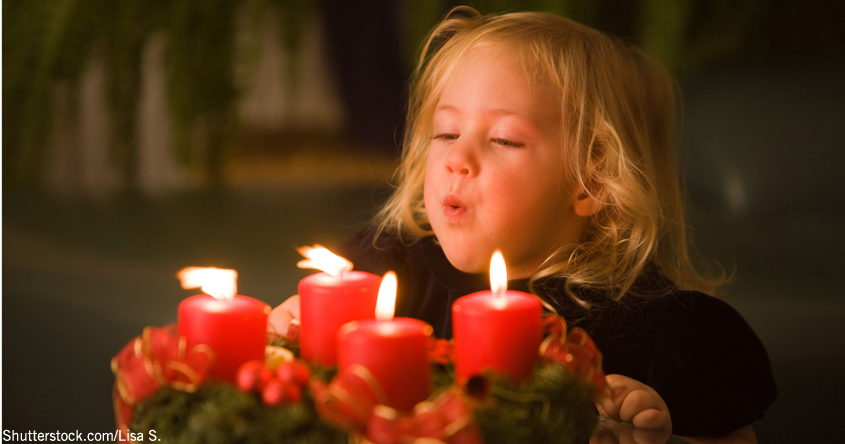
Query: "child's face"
423 43 589 279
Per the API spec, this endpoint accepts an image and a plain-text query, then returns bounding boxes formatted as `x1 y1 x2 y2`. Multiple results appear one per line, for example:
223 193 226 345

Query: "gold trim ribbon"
539 315 607 400
111 324 215 438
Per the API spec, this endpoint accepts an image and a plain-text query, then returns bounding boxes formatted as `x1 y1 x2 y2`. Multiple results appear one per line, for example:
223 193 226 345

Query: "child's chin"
441 245 487 275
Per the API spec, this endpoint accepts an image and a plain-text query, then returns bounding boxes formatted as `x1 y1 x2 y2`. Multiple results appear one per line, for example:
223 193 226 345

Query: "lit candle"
452 251 543 385
297 245 381 367
177 267 271 384
338 271 432 412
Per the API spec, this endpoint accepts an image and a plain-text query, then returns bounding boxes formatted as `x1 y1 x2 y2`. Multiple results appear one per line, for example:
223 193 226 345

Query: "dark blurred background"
4 0 845 442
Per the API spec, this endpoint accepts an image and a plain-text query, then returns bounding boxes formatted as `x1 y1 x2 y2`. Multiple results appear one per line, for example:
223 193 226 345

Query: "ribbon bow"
311 365 481 444
539 315 606 400
366 390 483 444
310 364 390 433
111 325 214 437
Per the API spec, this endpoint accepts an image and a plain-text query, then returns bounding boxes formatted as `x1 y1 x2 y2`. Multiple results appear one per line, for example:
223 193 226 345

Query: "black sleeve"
336 228 416 318
647 293 778 437
337 228 405 278
336 229 463 338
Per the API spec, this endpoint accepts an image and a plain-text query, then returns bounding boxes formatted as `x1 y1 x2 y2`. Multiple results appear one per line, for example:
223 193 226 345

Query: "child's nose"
444 139 479 177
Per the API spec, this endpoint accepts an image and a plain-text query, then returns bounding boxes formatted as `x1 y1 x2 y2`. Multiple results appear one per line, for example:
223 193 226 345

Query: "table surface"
592 417 691 444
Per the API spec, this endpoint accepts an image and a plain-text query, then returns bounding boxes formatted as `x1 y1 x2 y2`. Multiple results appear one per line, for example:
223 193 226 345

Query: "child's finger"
267 295 300 333
596 401 610 419
617 389 664 424
599 375 671 434
615 389 671 434
598 374 635 419
282 295 301 318
629 406 671 435
267 308 293 334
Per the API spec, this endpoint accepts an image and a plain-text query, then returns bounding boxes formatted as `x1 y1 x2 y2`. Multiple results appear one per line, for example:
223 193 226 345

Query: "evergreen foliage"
131 361 598 443
132 384 347 444
475 364 598 444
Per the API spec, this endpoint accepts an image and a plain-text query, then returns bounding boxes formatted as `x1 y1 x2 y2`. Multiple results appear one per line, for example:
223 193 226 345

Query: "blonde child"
270 7 776 443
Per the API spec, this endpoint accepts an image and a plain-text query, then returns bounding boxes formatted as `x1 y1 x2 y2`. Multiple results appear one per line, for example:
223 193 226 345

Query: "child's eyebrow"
433 104 460 114
437 104 549 132
435 103 525 118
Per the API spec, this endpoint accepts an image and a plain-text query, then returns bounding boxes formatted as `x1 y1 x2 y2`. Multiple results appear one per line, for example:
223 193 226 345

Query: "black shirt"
339 229 778 437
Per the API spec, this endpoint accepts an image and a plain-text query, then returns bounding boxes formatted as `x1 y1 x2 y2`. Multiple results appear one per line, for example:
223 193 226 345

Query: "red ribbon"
310 364 390 433
539 315 606 399
311 365 481 444
111 325 214 440
366 390 483 444
428 338 454 365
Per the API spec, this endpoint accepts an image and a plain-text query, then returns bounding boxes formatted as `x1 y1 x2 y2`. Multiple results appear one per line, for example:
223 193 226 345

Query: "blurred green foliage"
400 0 768 72
4 0 841 189
3 0 310 188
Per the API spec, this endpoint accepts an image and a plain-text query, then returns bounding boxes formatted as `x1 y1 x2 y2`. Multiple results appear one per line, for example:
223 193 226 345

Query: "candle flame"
178 267 237 301
490 250 507 297
297 245 353 277
375 271 398 320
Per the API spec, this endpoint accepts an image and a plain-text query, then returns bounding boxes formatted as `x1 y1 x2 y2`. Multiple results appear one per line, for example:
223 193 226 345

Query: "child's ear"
572 187 603 217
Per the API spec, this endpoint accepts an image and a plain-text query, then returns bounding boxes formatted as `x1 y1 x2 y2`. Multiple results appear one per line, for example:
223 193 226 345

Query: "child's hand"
267 295 300 335
596 374 672 435
590 417 675 444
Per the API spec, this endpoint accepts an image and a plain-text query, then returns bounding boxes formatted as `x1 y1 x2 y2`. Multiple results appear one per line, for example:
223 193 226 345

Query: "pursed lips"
442 194 468 222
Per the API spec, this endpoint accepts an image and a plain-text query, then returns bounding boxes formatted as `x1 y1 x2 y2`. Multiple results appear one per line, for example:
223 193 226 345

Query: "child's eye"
433 134 459 141
493 138 523 148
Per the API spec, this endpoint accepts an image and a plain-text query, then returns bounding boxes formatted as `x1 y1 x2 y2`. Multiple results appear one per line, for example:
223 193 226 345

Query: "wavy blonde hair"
374 7 724 306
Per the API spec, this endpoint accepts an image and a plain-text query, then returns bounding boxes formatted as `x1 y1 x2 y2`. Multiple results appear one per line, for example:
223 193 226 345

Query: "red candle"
452 251 542 385
337 272 432 411
297 245 381 367
176 267 271 384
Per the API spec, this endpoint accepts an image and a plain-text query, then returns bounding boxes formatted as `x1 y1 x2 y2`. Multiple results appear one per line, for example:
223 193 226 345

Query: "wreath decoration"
112 315 605 444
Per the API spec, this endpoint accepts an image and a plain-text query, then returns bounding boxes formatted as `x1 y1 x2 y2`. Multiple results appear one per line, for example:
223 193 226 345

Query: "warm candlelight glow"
297 245 353 277
375 271 398 321
490 250 507 296
178 267 237 301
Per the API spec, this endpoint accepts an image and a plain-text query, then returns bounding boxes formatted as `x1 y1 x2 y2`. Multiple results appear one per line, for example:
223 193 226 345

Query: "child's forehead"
434 41 561 103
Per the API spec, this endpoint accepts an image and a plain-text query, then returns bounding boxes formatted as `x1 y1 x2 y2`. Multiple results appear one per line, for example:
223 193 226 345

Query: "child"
270 7 776 443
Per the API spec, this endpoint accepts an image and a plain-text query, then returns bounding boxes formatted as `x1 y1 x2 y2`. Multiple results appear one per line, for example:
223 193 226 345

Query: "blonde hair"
375 6 724 306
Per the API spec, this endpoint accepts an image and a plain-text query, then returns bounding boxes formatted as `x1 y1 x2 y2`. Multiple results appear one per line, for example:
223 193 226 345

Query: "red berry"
262 378 302 406
236 360 272 393
283 383 302 404
262 378 285 406
276 361 311 388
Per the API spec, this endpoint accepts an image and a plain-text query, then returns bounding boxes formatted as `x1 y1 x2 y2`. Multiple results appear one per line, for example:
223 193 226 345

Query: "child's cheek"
422 162 440 222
